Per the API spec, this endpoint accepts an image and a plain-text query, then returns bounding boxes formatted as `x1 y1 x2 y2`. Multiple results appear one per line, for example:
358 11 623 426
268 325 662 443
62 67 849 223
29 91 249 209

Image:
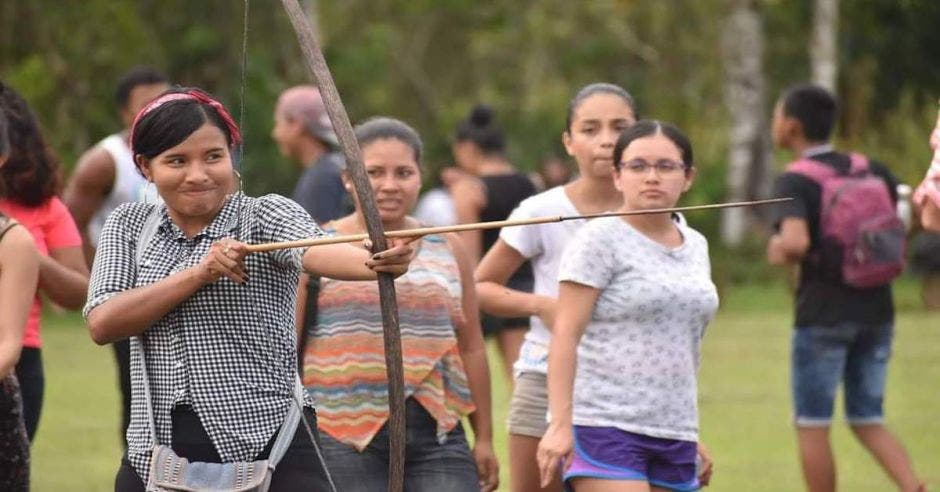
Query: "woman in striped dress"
299 117 499 491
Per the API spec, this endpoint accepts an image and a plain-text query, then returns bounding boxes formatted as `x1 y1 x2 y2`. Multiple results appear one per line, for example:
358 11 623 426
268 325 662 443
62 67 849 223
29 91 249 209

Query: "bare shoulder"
0 223 38 259
70 145 117 189
450 176 486 204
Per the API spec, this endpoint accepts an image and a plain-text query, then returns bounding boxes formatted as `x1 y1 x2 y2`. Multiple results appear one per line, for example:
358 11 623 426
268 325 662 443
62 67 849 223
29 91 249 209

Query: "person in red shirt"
0 105 40 490
0 81 89 441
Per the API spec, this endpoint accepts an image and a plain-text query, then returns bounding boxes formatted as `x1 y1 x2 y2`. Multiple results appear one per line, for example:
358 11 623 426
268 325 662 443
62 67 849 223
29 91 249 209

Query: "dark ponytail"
454 104 505 156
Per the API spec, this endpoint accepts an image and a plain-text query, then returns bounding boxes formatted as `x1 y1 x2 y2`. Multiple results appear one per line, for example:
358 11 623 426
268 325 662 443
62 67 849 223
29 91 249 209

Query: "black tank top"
0 214 18 242
480 173 536 284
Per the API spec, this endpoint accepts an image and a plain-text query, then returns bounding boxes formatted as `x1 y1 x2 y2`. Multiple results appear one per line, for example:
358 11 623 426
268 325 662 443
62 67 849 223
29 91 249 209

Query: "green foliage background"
3 0 940 284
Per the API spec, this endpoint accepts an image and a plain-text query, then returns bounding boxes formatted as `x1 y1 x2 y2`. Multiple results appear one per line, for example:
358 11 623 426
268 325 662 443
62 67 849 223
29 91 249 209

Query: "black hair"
0 110 9 157
454 104 504 155
115 66 169 109
613 120 693 171
131 87 235 163
0 81 61 205
354 117 423 165
780 83 837 142
566 82 637 131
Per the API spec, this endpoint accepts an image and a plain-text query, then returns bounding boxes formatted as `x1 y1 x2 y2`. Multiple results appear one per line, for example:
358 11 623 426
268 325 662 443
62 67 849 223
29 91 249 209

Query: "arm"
262 195 412 281
86 240 249 345
475 239 555 328
295 273 310 348
537 281 600 487
451 176 486 261
38 199 90 309
0 227 39 378
62 146 115 265
446 233 498 492
39 246 90 309
923 199 940 232
301 239 412 280
767 173 812 266
767 217 811 265
916 165 940 232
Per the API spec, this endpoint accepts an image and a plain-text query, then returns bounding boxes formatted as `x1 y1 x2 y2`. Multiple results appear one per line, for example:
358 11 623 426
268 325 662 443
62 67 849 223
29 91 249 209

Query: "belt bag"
134 338 304 492
148 445 272 491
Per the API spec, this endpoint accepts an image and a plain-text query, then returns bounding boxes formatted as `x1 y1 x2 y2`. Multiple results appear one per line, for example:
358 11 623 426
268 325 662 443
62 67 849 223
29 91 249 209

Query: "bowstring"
238 0 249 165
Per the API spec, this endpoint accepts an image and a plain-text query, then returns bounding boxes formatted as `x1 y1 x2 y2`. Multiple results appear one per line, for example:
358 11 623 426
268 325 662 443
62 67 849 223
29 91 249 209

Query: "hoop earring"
140 180 159 204
233 169 244 194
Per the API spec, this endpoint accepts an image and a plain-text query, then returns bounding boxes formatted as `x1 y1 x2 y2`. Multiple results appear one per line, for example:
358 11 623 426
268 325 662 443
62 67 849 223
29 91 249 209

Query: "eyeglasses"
620 159 686 176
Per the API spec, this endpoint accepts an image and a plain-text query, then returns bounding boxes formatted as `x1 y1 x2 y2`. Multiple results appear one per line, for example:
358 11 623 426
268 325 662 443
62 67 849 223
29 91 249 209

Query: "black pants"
114 406 332 491
0 376 29 491
14 347 43 441
112 339 132 444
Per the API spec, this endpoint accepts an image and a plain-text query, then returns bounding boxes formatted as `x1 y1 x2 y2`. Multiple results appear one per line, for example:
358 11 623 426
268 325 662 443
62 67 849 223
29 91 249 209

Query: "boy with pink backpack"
766 84 925 492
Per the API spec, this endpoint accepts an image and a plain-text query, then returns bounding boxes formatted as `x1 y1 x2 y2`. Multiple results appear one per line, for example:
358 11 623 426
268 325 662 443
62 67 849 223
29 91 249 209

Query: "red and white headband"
130 90 242 154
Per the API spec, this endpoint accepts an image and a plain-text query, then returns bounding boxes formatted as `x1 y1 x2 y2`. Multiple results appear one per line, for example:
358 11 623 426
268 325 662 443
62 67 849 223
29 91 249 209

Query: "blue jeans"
318 398 480 492
791 322 893 427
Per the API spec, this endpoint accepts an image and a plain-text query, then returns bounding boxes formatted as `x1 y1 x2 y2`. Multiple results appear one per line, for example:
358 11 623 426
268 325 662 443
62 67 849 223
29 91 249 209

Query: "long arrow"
279 2 407 491
246 197 792 253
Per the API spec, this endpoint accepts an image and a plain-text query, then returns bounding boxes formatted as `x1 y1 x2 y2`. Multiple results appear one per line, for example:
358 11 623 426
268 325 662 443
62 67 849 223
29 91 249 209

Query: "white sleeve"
499 199 542 259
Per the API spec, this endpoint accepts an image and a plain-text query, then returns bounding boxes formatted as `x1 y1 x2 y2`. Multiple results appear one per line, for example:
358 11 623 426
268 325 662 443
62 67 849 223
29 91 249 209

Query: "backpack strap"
135 205 163 266
786 158 837 185
848 152 870 175
131 204 165 446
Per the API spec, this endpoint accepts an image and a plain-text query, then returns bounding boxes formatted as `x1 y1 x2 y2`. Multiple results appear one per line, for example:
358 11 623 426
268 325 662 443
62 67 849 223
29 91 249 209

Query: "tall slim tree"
721 0 772 246
811 0 839 91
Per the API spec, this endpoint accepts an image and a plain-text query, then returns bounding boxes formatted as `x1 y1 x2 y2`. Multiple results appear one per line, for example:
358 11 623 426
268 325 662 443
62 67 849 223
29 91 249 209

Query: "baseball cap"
275 85 338 148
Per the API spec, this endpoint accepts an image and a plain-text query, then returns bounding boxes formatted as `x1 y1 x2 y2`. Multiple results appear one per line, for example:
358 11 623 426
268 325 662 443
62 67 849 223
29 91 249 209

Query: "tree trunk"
721 0 771 246
811 0 839 92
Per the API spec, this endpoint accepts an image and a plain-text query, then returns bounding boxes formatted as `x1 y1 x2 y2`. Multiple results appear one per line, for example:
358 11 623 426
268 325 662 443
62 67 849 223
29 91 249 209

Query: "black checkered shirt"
83 193 325 482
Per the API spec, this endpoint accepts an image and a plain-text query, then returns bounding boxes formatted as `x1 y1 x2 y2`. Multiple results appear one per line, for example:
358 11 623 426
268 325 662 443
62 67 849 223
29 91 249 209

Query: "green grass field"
29 280 940 491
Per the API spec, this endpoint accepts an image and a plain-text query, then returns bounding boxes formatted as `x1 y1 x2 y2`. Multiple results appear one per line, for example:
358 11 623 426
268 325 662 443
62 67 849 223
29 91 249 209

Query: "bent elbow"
86 312 116 346
474 282 497 310
923 206 940 232
786 238 811 260
767 250 786 266
48 285 89 311
88 325 113 346
62 296 88 311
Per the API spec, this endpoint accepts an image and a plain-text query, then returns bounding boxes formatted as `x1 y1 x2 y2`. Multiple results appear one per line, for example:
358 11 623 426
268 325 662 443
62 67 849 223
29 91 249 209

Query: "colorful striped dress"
302 233 476 451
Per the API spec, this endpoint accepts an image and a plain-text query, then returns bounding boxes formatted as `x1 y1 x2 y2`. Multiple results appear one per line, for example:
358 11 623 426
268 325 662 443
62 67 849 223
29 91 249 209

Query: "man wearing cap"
272 85 349 223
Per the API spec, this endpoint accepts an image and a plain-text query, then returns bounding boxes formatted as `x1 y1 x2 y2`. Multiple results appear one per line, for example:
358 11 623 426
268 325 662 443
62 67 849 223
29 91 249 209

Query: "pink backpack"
788 153 906 288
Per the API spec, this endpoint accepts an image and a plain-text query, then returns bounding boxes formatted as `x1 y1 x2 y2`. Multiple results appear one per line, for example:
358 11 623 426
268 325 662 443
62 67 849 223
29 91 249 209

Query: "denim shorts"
316 398 479 492
791 322 893 427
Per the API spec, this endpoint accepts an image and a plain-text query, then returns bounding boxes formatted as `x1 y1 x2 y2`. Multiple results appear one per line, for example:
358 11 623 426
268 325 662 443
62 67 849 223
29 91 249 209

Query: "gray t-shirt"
292 151 349 224
558 216 718 442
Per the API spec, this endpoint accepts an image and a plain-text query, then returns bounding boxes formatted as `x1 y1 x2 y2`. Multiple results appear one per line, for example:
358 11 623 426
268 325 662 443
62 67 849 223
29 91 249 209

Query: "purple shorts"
564 426 699 492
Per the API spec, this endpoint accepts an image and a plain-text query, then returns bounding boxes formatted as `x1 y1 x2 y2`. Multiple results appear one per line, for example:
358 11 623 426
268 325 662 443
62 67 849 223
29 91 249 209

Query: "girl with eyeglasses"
537 121 718 492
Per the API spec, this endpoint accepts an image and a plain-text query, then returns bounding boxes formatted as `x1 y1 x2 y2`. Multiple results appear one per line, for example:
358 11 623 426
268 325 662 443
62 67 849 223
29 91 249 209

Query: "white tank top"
87 134 160 247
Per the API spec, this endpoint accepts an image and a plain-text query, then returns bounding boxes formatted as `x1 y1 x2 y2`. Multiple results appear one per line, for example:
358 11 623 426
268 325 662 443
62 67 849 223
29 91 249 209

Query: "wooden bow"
279 2 407 491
